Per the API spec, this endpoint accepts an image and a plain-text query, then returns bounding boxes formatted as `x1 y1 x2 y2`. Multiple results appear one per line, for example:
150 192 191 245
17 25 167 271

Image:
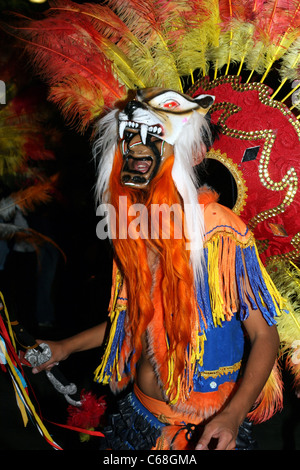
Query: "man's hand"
195 411 239 450
195 318 279 450
31 339 69 374
31 322 107 374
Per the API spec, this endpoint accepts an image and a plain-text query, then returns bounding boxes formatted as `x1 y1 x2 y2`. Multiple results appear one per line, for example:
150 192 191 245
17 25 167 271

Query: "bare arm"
196 308 279 450
32 322 107 374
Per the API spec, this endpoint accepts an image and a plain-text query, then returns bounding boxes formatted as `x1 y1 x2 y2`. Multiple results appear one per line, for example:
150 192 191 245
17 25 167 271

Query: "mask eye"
162 100 179 109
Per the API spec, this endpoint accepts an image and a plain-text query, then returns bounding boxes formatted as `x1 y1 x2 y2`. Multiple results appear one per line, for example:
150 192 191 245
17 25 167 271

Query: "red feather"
217 0 300 46
67 391 107 430
218 0 257 23
1 4 127 132
253 0 300 44
105 0 202 50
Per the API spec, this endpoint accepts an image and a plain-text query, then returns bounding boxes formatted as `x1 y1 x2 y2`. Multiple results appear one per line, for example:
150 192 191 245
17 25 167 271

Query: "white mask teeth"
140 124 148 144
119 119 162 142
119 120 126 139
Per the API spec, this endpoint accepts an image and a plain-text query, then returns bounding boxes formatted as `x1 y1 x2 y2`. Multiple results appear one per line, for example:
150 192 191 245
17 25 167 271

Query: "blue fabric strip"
195 249 215 331
236 245 278 325
196 243 279 332
128 391 166 430
102 308 127 379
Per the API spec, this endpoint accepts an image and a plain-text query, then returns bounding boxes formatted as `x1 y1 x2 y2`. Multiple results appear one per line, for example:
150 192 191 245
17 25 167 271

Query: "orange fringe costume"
95 190 285 450
132 384 205 450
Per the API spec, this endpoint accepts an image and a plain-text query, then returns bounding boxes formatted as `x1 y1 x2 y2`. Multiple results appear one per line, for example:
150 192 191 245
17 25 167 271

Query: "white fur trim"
93 109 119 203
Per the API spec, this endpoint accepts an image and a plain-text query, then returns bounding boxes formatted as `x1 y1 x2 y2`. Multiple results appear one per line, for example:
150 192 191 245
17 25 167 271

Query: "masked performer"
6 0 300 452
31 87 284 451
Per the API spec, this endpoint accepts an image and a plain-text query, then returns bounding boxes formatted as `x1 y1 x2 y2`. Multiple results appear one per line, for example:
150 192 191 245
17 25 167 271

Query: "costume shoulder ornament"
3 0 300 397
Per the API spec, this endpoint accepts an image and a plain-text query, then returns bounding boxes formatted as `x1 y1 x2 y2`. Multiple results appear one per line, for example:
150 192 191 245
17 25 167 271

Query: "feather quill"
247 0 300 82
48 1 146 88
173 0 216 79
3 0 300 114
105 0 188 91
278 37 300 83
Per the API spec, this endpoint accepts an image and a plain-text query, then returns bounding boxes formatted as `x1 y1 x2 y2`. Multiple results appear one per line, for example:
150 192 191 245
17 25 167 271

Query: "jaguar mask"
118 88 214 188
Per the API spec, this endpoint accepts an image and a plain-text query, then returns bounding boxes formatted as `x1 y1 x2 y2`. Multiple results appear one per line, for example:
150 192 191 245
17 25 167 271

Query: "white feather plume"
173 111 212 284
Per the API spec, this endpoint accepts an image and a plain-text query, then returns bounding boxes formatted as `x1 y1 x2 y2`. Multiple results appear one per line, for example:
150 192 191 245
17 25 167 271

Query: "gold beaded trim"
200 360 242 379
206 148 248 215
189 76 300 262
266 233 300 264
204 229 254 247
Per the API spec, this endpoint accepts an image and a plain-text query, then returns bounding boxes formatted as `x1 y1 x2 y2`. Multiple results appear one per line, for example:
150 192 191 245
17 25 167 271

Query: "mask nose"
124 100 145 117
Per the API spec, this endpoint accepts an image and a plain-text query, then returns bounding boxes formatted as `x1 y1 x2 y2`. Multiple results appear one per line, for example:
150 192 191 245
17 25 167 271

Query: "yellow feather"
229 20 255 74
100 38 146 89
174 30 208 78
129 39 183 91
267 260 300 389
260 32 299 83
278 37 300 82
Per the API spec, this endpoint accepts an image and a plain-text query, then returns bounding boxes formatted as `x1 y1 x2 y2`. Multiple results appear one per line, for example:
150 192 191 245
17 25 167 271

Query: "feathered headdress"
2 0 300 396
2 0 300 252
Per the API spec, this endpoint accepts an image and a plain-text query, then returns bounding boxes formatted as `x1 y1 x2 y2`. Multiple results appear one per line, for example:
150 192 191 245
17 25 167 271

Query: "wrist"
222 400 249 427
57 338 74 359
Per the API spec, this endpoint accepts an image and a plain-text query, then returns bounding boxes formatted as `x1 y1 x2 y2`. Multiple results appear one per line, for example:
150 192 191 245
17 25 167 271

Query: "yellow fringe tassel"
206 235 238 326
94 269 125 384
